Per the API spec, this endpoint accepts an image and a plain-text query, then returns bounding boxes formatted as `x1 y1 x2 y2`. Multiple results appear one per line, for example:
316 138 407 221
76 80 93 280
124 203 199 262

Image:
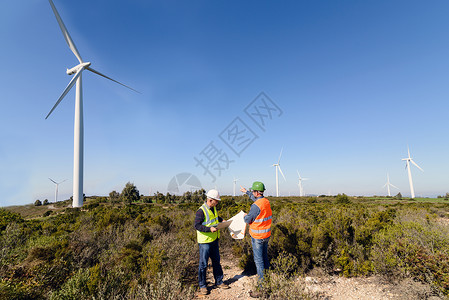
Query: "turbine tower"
45 0 138 207
402 147 423 198
233 177 239 197
49 178 67 202
296 170 308 197
382 173 399 197
272 148 286 197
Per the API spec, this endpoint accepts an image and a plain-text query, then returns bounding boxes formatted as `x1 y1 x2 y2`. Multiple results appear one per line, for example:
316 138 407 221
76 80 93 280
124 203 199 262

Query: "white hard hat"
206 189 221 201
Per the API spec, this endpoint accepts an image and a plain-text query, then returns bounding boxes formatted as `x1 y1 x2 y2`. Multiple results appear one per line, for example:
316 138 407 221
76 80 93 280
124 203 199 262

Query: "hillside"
1 195 448 299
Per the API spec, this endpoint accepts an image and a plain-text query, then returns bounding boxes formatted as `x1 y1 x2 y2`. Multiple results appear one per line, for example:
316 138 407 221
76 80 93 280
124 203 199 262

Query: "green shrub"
270 251 298 277
371 216 449 295
335 193 351 204
259 271 308 299
129 272 195 300
0 209 23 231
49 268 90 300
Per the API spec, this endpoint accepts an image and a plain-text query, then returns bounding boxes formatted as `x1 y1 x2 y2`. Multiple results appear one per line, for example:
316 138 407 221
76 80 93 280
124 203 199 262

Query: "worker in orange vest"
240 181 272 298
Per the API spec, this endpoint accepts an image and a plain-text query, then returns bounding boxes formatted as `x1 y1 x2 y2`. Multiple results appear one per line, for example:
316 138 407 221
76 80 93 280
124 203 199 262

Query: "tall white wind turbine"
272 148 286 197
296 170 308 197
382 173 399 197
49 178 67 202
402 147 423 198
45 0 138 207
233 177 239 197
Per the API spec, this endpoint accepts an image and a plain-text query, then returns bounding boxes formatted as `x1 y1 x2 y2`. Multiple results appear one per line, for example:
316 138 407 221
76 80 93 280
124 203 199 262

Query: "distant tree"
336 193 351 204
445 192 449 200
34 199 42 206
43 199 49 205
199 189 206 201
165 192 176 204
109 190 120 203
192 190 201 203
181 191 192 203
395 192 402 200
142 196 152 204
154 191 165 204
69 194 86 202
120 182 140 205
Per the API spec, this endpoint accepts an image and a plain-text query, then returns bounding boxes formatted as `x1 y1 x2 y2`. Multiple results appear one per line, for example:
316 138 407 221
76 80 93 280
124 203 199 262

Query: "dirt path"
194 252 445 300
195 252 258 300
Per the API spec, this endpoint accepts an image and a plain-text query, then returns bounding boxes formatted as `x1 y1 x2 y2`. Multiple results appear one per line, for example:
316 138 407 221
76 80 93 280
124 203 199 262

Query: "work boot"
200 287 208 295
218 283 230 289
249 290 262 298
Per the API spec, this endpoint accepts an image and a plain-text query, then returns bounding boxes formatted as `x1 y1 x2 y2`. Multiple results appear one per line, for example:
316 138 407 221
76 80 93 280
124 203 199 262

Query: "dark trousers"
198 239 224 288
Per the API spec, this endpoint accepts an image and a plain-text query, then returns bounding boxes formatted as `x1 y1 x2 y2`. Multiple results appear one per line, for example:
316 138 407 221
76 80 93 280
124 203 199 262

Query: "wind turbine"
49 178 67 202
382 173 399 197
296 170 308 197
233 177 239 197
272 148 286 197
402 147 423 198
45 0 138 207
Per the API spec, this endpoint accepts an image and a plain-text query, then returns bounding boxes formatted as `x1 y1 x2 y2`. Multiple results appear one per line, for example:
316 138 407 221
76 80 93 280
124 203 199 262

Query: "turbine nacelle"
66 62 91 75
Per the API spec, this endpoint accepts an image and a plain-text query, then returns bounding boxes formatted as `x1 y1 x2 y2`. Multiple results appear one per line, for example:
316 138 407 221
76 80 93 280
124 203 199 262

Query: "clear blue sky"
1 0 448 206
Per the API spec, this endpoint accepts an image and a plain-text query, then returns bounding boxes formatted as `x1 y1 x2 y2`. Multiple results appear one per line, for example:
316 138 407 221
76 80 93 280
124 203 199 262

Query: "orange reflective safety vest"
249 197 272 239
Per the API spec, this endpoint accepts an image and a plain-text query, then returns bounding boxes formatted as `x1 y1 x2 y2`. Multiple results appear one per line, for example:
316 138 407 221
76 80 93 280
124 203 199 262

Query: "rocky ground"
194 252 446 300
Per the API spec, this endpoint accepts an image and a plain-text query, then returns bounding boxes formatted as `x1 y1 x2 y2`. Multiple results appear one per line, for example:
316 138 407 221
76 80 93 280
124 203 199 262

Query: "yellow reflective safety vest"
249 197 272 239
197 203 220 244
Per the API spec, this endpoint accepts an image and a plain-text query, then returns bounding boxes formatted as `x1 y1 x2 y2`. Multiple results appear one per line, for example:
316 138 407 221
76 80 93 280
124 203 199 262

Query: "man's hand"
210 227 218 232
240 185 247 193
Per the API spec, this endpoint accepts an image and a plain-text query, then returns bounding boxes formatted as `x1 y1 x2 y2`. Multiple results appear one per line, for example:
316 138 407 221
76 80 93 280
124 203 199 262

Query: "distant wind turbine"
402 147 423 198
45 0 138 207
49 178 67 202
296 170 308 197
233 177 239 197
382 173 399 197
272 148 286 197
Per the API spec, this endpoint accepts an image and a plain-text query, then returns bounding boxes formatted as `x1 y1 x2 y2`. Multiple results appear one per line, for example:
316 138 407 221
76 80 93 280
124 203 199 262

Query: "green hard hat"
251 181 265 192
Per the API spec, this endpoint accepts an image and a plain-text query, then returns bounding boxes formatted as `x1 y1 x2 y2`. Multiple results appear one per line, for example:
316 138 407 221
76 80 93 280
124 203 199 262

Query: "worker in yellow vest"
240 181 272 298
194 189 230 295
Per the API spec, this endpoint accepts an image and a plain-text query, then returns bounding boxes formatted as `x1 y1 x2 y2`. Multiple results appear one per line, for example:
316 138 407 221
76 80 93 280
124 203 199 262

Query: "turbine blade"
277 147 283 164
49 178 57 184
45 68 83 119
390 183 400 189
48 0 83 63
86 67 140 93
410 159 424 172
278 166 286 181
